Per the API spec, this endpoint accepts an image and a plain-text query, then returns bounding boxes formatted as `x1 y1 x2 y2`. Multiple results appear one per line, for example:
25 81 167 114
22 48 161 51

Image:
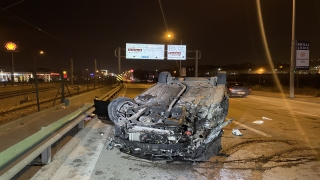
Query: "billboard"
167 45 186 60
296 40 310 70
4 41 19 52
126 43 165 60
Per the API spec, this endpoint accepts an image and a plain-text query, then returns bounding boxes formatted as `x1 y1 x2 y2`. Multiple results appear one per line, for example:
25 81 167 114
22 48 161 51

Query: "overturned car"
100 71 231 161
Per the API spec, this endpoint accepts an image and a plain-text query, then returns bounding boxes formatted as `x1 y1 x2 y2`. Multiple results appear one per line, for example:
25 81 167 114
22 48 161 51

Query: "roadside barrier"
0 84 122 180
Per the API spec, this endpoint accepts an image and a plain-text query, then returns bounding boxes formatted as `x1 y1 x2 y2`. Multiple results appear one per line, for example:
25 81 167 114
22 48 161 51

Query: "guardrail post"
40 127 51 164
60 71 65 103
78 120 84 129
41 146 51 164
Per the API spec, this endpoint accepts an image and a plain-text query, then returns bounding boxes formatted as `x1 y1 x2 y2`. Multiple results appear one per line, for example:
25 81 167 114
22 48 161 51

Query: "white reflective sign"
126 43 165 60
167 45 186 60
296 41 310 70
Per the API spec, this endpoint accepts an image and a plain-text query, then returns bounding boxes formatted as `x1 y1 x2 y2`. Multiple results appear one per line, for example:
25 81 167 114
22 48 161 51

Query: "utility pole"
34 55 40 111
11 52 14 86
94 59 97 89
195 50 199 77
289 0 296 98
118 47 121 74
180 39 182 77
70 58 73 86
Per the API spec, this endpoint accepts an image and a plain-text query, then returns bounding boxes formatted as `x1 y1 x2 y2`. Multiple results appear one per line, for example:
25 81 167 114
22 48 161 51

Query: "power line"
159 0 180 69
0 0 25 12
1 7 90 57
158 0 169 32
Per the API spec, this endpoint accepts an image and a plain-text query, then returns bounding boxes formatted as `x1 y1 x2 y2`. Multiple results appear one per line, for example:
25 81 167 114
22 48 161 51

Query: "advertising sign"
296 40 310 70
167 45 186 60
126 43 165 60
4 41 19 52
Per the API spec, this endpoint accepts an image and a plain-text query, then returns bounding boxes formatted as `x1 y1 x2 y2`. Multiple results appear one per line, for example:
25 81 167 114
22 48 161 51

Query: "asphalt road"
32 83 320 180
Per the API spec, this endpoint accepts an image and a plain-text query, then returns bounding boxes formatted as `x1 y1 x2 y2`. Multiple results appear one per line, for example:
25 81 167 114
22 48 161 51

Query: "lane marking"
293 111 320 117
52 120 111 179
231 119 272 137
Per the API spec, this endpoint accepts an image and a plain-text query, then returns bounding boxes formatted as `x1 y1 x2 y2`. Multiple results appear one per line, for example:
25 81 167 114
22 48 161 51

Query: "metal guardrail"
0 84 123 180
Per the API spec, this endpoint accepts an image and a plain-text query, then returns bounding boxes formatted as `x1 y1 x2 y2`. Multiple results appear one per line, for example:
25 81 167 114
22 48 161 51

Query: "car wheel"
158 71 171 83
108 97 136 123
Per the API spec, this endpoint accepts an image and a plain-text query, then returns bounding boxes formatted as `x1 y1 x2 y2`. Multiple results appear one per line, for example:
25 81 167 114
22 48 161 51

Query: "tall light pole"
289 0 296 98
166 33 182 77
34 50 44 111
259 68 263 90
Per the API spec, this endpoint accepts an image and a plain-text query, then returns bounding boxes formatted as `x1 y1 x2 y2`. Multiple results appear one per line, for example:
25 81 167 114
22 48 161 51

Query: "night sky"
1 0 320 73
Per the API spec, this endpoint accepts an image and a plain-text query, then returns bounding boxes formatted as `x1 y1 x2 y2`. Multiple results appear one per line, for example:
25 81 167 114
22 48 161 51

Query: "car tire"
108 97 136 123
158 71 171 83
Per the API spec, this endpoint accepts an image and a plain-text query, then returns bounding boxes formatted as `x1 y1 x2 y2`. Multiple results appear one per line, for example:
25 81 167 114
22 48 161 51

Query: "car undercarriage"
96 71 232 161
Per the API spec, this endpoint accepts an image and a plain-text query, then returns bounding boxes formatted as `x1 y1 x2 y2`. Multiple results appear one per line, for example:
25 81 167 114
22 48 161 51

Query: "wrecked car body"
102 71 231 161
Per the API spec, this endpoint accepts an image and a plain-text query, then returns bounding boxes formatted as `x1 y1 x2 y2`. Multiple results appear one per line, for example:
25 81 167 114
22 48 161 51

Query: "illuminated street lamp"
166 33 182 45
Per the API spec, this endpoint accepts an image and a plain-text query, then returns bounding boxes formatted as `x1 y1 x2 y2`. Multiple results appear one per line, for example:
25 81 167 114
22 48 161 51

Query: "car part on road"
232 129 243 136
105 71 232 161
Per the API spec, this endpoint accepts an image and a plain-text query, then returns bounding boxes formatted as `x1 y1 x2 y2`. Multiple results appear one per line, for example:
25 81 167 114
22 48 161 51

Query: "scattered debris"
98 116 108 120
232 129 243 136
84 116 92 121
20 96 30 104
262 116 272 120
99 132 104 136
253 120 264 124
106 137 114 150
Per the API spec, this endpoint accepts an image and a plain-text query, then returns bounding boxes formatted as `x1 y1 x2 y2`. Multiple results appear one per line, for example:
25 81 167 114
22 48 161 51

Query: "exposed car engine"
99 71 232 161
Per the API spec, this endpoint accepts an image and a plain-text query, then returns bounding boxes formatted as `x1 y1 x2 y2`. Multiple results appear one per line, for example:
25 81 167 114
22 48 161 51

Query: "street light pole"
94 59 97 89
180 39 182 77
11 52 14 86
289 0 296 98
34 55 40 111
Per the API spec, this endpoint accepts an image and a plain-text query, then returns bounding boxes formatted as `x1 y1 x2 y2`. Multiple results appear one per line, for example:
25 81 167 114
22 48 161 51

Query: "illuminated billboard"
4 41 19 52
296 40 309 70
167 45 186 60
126 43 165 60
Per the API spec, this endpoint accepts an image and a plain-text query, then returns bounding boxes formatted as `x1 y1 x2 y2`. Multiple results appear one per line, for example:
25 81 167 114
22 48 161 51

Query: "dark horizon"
1 0 320 73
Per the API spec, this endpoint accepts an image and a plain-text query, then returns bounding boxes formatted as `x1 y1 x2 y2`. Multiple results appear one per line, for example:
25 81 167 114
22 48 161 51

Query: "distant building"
0 67 60 82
